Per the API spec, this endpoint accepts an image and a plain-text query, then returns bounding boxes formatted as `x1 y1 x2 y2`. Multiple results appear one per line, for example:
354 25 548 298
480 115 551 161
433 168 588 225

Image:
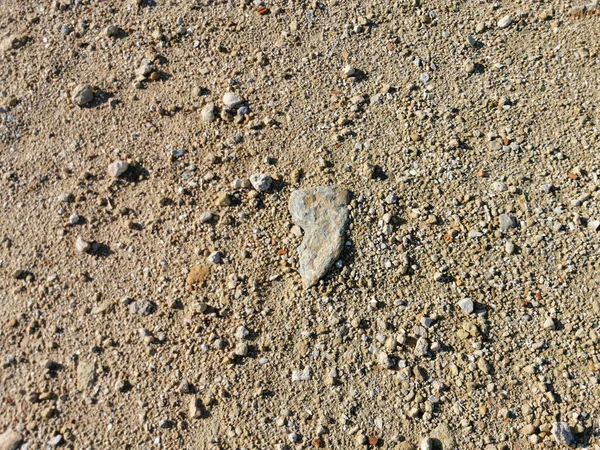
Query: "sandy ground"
1 0 600 449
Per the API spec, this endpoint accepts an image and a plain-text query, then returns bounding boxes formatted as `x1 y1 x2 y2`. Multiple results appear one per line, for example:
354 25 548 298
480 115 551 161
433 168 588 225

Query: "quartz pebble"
223 92 244 108
291 366 312 381
497 15 512 29
458 298 474 314
108 160 129 178
199 212 213 223
498 213 517 232
342 65 356 77
201 103 216 122
420 438 432 450
250 173 272 192
75 236 91 253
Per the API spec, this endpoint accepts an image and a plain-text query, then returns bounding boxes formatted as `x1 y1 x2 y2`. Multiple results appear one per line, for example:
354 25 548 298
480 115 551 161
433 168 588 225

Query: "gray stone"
48 434 63 447
385 194 398 204
498 213 517 232
189 397 202 419
232 178 250 189
289 186 350 288
223 92 244 108
234 342 248 356
250 173 272 192
468 229 483 239
236 326 250 340
342 65 356 77
551 422 574 446
414 337 429 356
497 15 512 28
105 25 121 37
135 62 153 78
430 423 456 449
420 317 434 328
0 35 28 53
207 251 222 264
543 317 556 330
75 236 91 253
458 298 474 314
505 240 515 255
201 103 216 122
492 181 507 192
199 212 213 223
71 84 94 106
77 361 96 391
58 192 74 203
107 160 128 178
0 428 22 450
378 351 393 369
129 300 155 316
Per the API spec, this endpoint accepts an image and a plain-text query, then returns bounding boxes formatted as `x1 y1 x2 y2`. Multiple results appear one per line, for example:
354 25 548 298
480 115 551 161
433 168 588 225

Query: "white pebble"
108 160 128 178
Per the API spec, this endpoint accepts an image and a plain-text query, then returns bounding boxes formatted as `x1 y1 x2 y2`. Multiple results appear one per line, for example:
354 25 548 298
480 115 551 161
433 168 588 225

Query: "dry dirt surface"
1 0 600 449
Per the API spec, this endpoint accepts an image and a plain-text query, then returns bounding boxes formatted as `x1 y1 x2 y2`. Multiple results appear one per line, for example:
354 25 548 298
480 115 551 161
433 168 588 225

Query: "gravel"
2 0 600 448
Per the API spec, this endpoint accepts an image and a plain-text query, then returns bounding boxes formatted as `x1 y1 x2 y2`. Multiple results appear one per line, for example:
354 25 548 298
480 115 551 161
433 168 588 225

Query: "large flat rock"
0 428 22 450
289 186 350 288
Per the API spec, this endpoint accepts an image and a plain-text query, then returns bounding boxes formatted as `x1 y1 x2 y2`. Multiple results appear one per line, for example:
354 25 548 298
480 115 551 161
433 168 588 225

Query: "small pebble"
342 65 356 77
249 173 272 192
497 15 512 29
75 236 90 253
223 92 244 108
108 160 129 178
458 298 474 314
71 84 94 106
201 103 216 122
207 251 222 264
199 212 213 223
